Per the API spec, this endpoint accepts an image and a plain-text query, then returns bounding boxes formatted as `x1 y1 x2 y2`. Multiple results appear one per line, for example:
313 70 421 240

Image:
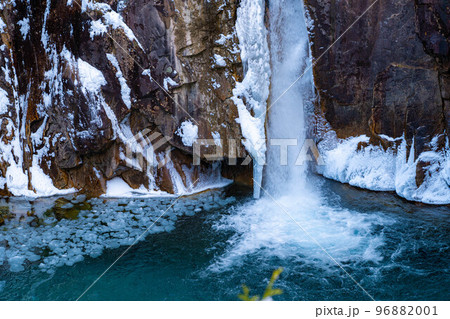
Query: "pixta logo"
193 138 324 166
123 129 324 168
123 129 172 171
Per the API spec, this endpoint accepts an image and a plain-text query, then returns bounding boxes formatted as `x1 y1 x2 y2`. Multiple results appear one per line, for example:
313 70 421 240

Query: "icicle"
233 0 271 198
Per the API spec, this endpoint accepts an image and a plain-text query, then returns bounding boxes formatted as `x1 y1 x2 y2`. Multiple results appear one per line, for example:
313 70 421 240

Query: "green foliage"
262 267 284 300
238 285 260 301
238 268 284 301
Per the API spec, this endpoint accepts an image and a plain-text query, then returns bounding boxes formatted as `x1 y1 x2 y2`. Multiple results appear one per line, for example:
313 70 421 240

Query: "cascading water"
264 0 315 195
209 0 391 285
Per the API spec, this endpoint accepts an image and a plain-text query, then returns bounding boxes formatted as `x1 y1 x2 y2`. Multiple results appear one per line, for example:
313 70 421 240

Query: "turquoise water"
0 178 448 300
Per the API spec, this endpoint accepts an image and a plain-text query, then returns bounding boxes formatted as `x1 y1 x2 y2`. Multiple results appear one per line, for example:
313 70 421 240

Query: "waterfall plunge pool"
0 176 448 301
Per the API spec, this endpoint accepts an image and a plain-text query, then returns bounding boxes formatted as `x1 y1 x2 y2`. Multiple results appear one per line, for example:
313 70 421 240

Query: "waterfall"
232 0 313 198
264 0 314 195
209 0 387 274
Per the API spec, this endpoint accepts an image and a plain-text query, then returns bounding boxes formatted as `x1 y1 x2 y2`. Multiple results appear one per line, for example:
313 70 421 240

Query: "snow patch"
77 58 106 93
318 133 450 205
82 0 143 49
211 78 221 89
0 18 6 33
117 0 128 12
0 87 9 114
17 18 29 40
163 77 178 90
215 33 233 45
176 120 198 147
212 131 222 147
90 20 108 39
104 177 169 198
29 163 76 197
213 54 227 67
395 138 450 204
318 135 396 191
103 10 143 49
106 54 131 108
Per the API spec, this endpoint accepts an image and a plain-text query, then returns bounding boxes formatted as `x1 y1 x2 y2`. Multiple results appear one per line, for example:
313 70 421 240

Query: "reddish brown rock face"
0 0 250 196
304 0 449 148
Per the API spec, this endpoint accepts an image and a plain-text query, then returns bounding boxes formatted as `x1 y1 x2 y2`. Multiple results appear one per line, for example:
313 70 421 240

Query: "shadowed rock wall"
305 0 448 148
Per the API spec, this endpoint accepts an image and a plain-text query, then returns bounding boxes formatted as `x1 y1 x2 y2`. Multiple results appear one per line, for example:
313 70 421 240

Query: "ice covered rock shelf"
317 132 450 205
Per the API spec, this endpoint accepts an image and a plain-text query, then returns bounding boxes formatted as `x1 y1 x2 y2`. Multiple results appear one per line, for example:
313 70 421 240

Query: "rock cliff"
305 0 449 204
0 0 448 203
0 0 248 196
305 0 448 142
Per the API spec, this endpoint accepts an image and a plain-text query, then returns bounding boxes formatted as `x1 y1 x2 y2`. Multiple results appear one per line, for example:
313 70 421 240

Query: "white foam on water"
210 189 391 272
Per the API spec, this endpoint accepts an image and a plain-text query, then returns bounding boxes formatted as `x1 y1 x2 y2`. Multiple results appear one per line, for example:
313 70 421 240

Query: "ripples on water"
0 178 448 300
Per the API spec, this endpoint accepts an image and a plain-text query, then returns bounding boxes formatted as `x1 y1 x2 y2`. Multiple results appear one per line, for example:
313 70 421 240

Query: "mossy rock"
44 198 93 221
0 206 13 225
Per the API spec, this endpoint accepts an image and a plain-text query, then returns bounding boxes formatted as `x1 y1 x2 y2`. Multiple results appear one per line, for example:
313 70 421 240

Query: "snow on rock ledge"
317 133 450 205
176 120 198 147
